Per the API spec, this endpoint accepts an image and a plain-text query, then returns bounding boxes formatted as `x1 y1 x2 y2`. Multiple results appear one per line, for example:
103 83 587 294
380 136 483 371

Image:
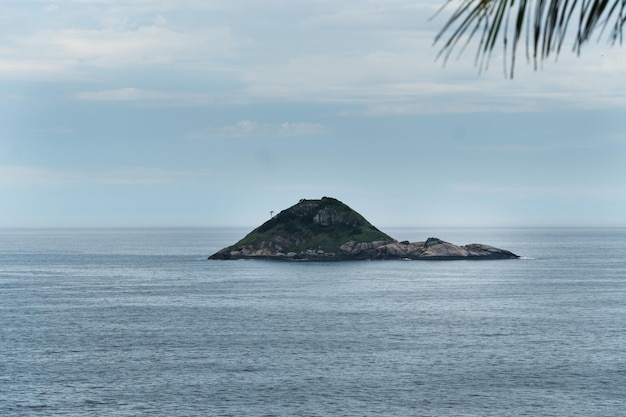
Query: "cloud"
449 182 626 200
191 120 328 139
302 2 440 33
71 87 226 106
0 165 213 187
95 167 213 185
74 88 181 101
0 166 77 186
43 4 59 13
2 0 626 112
0 22 237 80
0 59 74 79
73 87 141 101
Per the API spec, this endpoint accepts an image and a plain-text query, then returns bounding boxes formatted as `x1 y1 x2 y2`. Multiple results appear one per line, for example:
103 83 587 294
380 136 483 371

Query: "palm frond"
434 0 626 77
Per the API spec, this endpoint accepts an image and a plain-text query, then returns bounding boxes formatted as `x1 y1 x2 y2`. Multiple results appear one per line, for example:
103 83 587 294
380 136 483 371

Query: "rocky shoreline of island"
209 197 519 261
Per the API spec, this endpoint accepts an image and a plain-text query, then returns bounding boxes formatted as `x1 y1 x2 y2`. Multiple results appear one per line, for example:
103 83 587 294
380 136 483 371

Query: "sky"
2 0 626 228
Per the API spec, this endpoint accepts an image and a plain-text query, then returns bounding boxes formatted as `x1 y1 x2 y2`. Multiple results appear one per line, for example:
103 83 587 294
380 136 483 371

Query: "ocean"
0 227 624 416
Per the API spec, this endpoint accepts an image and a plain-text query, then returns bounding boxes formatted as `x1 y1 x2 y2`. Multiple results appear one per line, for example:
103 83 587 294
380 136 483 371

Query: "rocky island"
209 197 519 261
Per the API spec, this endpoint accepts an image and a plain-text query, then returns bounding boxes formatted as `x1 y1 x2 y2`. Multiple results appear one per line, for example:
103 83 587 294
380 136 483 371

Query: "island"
209 197 519 261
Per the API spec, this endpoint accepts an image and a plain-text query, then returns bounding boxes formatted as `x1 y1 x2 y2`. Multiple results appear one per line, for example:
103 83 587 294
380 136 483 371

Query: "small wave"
84 399 109 405
16 404 49 410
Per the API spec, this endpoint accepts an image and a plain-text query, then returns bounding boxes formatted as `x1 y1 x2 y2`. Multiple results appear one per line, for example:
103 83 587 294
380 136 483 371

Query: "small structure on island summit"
209 197 519 261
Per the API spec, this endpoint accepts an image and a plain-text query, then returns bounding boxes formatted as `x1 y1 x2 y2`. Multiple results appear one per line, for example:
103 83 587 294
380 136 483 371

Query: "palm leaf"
435 0 625 77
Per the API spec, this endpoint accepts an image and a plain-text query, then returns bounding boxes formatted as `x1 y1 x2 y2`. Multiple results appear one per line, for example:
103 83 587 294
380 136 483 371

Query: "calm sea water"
0 227 624 416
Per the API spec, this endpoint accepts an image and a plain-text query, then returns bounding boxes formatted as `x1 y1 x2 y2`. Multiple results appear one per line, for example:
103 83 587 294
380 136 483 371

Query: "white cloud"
71 87 226 106
43 4 59 13
39 25 234 67
191 120 328 139
449 182 626 200
0 21 237 80
95 167 213 185
0 59 74 79
0 165 213 187
74 88 179 101
0 166 77 186
2 0 626 112
73 88 152 101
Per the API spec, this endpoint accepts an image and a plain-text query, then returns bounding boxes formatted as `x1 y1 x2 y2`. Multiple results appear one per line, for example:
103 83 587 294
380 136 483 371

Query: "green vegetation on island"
233 197 394 254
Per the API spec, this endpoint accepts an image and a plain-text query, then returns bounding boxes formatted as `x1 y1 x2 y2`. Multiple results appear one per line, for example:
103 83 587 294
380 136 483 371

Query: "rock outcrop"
209 197 519 261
